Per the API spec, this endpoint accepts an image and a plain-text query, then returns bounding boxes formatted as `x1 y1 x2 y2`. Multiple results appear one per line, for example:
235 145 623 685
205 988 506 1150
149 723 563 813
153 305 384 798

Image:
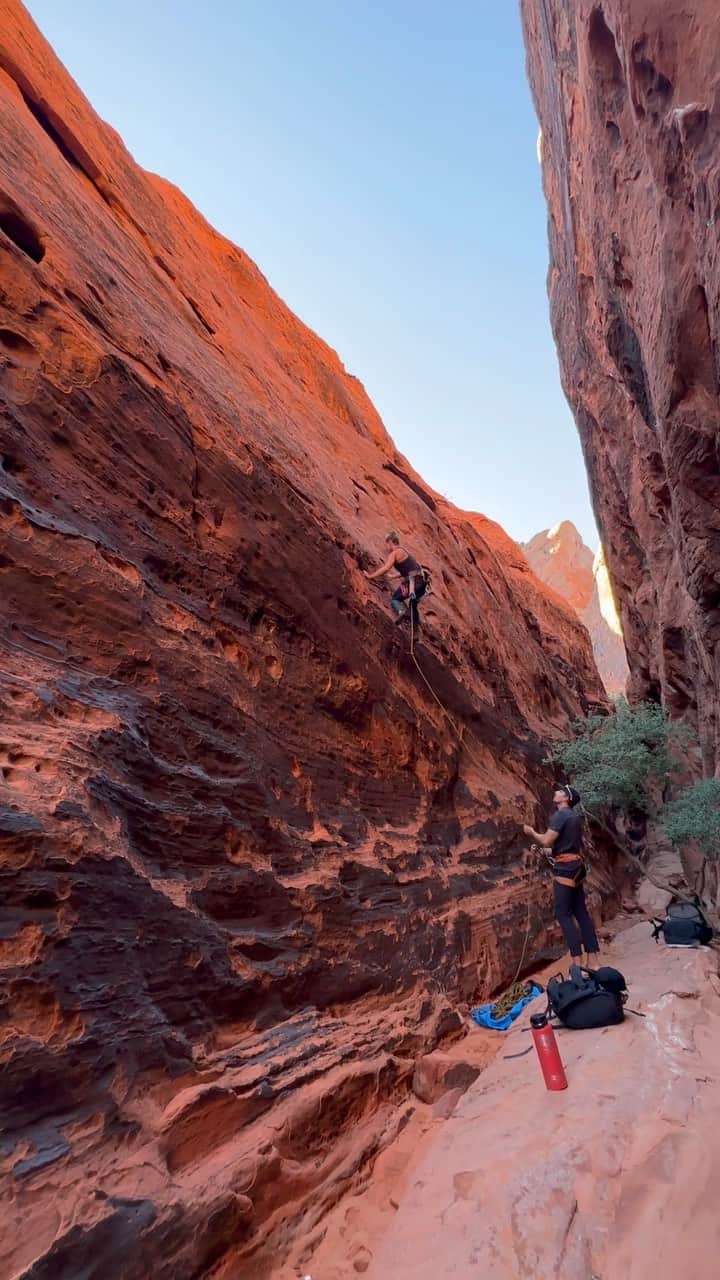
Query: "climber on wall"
364 531 426 626
523 784 600 967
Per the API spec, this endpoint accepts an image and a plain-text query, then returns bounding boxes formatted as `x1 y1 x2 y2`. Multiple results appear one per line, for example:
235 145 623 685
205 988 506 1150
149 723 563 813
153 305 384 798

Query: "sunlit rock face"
0 2 610 1274
523 522 629 695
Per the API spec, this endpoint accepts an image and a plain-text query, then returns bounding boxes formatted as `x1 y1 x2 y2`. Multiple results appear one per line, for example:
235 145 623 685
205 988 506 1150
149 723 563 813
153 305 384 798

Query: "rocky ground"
287 918 720 1280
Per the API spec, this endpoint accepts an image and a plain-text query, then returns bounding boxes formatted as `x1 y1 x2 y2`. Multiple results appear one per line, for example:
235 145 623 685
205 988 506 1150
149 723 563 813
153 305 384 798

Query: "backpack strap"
568 963 589 984
544 972 564 1020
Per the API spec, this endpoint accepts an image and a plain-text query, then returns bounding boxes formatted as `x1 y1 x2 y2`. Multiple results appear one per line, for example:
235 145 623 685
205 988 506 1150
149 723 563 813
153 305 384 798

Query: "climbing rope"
508 887 533 987
488 875 537 1020
490 981 535 1022
407 605 538 1001
408 607 486 772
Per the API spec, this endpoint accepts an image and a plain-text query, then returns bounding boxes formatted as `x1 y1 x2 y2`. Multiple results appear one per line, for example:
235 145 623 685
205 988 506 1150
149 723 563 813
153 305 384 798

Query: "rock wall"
1 4 607 1276
522 0 720 771
523 520 629 694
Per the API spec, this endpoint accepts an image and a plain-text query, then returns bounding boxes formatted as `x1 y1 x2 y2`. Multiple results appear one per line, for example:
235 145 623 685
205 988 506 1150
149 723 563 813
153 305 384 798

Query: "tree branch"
581 805 694 904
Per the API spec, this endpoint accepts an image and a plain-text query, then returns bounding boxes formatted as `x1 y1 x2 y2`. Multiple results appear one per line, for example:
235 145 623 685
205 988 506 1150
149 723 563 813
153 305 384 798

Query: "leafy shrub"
662 778 720 858
546 699 690 815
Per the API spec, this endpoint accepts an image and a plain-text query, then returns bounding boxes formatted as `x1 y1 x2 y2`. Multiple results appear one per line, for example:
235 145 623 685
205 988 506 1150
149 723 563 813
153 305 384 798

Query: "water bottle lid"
530 1012 548 1028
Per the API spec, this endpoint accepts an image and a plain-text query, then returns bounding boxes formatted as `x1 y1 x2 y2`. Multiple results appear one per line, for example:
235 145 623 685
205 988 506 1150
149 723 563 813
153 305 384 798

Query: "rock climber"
363 530 426 625
523 784 600 967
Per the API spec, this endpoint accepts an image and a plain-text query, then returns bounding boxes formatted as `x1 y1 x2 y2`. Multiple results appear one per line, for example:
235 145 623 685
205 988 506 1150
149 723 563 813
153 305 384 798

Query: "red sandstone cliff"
523 520 629 694
525 520 594 615
522 0 720 772
1 4 607 1275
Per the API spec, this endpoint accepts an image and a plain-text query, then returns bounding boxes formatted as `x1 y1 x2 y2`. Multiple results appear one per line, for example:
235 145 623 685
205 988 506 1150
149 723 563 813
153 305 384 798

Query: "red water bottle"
530 1011 568 1091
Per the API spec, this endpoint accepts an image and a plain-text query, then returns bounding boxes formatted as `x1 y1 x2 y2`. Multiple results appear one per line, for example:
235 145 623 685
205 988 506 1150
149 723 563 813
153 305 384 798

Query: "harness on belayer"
542 849 589 886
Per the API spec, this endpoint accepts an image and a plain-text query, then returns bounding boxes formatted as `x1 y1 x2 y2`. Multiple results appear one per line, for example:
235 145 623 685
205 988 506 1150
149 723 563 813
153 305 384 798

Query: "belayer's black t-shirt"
549 807 583 853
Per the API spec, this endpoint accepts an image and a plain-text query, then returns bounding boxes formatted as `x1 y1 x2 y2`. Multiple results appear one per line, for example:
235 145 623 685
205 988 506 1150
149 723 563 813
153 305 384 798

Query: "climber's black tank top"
395 549 421 578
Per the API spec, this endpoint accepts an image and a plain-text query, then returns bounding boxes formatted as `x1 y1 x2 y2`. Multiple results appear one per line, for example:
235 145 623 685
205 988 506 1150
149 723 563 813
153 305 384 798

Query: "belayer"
364 531 426 626
523 784 600 967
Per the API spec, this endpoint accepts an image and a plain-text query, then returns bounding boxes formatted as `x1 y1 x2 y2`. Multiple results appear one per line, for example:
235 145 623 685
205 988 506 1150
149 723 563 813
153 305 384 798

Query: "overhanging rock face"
522 0 720 770
1 3 607 1274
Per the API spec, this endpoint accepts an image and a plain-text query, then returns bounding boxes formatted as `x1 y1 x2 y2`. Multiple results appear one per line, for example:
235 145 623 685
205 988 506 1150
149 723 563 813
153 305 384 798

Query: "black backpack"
652 900 713 947
547 964 627 1030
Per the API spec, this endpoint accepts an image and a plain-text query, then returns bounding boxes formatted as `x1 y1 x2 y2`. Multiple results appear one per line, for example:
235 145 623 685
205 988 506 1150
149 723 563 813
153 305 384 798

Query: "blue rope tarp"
470 982 543 1032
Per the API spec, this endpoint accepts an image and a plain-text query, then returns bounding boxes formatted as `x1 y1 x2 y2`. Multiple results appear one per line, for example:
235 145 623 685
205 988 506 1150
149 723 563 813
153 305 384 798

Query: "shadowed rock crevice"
630 36 673 119
605 305 655 429
588 7 626 113
522 0 720 770
0 201 45 262
670 281 717 409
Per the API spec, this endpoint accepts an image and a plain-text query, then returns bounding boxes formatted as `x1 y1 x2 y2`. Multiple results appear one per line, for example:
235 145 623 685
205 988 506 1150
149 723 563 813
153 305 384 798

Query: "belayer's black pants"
553 881 599 956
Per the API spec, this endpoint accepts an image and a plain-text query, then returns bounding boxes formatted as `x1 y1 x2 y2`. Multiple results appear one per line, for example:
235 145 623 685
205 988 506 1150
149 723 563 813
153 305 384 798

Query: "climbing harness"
398 565 432 599
544 851 589 886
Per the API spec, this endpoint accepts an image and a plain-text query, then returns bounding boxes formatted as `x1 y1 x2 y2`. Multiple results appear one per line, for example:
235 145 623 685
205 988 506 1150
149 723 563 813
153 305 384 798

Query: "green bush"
662 778 720 858
546 698 690 815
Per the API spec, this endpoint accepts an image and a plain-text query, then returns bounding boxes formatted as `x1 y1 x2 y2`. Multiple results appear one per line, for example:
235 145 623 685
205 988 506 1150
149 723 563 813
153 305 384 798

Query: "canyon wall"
1 4 607 1276
522 0 720 772
523 519 629 694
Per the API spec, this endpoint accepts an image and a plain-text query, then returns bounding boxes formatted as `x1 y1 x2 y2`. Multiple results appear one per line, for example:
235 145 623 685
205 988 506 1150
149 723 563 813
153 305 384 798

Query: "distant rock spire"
523 522 628 696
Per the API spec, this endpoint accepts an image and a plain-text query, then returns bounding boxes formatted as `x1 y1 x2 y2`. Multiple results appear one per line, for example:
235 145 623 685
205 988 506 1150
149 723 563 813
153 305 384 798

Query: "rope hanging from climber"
363 528 543 1006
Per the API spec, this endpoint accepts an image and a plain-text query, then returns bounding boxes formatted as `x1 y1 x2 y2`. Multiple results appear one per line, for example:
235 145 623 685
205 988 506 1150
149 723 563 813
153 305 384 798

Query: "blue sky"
26 0 598 548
